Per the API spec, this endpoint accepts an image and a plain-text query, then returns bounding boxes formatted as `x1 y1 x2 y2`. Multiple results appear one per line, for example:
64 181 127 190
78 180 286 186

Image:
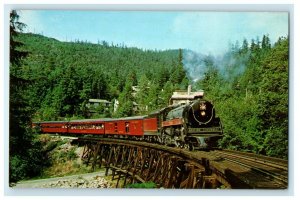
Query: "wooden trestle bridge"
78 137 288 189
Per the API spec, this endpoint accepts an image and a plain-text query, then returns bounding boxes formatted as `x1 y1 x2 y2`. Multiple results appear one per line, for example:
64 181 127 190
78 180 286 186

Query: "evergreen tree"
9 10 48 183
10 10 28 66
240 38 249 54
196 56 222 98
146 82 160 112
160 81 174 106
170 48 189 89
116 80 134 117
136 74 150 114
261 34 271 50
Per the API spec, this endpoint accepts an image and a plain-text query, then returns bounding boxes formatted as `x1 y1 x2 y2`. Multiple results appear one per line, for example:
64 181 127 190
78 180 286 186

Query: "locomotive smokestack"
188 85 192 95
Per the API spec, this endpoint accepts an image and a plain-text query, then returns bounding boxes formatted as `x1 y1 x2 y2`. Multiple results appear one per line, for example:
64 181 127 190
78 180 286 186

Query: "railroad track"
219 149 288 170
209 149 288 188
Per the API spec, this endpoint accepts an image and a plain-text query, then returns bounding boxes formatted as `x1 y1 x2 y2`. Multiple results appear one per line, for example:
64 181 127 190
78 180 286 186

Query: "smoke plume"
183 49 250 83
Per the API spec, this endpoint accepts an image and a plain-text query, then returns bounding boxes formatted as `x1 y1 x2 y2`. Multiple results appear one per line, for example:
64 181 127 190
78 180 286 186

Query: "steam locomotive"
33 97 223 150
158 98 223 150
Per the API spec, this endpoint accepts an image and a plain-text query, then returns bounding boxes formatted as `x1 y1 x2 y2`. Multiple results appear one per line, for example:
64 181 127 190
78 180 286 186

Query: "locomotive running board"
188 127 222 134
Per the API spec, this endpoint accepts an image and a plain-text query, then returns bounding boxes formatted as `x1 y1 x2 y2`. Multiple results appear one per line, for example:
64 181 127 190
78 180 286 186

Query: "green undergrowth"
125 182 157 188
31 134 95 179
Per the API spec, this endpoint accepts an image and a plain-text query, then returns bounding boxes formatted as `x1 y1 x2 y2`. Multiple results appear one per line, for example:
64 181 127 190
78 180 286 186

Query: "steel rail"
221 156 287 186
218 149 288 169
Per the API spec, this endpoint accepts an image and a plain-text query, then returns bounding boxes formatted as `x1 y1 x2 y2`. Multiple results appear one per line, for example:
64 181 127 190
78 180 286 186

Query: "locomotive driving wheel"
161 127 175 146
188 143 195 151
179 126 189 149
179 141 190 149
160 128 168 145
175 139 185 148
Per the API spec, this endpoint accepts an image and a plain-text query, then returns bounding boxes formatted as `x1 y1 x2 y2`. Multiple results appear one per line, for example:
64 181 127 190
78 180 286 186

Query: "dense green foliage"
195 36 289 159
16 33 188 119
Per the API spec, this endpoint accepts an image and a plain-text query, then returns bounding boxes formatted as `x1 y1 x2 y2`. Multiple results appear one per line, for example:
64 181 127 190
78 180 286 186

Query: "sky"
18 10 288 56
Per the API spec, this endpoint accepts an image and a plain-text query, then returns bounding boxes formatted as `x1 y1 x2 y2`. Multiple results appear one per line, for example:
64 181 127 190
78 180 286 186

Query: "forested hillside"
10 13 288 183
15 33 189 120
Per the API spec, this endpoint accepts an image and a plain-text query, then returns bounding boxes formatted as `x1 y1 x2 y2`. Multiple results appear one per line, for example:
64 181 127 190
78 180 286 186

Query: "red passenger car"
68 119 106 135
104 116 156 136
38 121 68 133
143 117 158 135
35 116 160 137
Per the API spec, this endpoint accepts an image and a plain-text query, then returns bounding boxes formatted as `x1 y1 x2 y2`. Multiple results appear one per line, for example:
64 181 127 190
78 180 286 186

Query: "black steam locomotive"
152 98 223 150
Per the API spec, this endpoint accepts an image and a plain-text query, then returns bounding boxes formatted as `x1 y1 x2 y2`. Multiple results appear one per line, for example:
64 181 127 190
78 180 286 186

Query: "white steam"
183 49 250 83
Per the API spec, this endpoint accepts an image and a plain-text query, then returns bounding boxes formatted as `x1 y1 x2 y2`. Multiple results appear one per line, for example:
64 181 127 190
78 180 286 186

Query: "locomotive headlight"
200 103 206 110
201 111 206 116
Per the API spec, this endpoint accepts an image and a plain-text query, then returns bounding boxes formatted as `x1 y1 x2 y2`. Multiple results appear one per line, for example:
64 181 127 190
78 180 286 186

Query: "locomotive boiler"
158 98 223 150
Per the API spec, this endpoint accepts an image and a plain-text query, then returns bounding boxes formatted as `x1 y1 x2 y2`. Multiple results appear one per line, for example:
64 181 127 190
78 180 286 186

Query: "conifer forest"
9 11 289 182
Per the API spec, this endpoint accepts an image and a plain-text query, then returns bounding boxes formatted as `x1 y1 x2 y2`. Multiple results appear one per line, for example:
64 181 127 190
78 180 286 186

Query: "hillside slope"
14 33 189 120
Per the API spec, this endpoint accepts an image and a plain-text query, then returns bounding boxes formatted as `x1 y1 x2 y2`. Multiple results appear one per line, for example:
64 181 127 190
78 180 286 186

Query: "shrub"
66 147 78 160
9 155 29 182
44 141 58 152
125 182 156 188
